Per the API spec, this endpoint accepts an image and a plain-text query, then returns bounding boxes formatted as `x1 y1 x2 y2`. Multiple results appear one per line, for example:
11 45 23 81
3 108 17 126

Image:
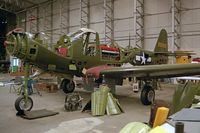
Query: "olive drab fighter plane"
5 27 200 112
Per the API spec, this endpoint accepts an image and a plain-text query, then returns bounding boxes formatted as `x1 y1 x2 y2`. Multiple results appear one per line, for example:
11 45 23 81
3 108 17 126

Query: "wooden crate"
46 83 58 93
35 83 58 93
10 72 25 76
35 83 47 91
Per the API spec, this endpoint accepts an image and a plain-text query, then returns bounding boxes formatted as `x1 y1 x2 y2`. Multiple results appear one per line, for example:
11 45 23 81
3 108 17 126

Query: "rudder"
154 29 168 52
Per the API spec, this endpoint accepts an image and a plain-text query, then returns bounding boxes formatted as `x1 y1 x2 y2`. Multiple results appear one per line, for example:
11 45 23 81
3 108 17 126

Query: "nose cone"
5 28 27 59
5 28 25 56
5 34 17 56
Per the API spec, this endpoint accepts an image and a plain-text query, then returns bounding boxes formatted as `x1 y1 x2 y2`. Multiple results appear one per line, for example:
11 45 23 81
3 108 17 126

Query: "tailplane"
154 29 168 53
154 29 195 56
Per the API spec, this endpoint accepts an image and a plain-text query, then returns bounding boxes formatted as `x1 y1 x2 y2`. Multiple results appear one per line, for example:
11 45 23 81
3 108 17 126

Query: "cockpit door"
83 32 98 56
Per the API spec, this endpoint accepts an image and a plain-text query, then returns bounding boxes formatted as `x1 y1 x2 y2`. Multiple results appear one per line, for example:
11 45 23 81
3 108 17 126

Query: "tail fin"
154 29 168 52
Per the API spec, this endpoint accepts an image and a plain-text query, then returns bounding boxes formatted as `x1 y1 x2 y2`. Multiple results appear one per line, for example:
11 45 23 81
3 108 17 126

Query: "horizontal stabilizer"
154 51 195 56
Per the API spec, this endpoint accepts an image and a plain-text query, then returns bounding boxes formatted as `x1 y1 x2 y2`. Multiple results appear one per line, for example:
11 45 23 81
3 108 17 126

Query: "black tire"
61 79 75 94
15 96 33 112
140 85 155 105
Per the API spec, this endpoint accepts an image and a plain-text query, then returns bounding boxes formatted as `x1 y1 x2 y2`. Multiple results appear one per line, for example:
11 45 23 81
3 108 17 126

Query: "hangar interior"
12 0 200 56
1 0 200 133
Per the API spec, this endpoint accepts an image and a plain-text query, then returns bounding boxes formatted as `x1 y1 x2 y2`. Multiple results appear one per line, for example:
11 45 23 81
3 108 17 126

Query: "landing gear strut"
140 85 155 105
61 79 75 94
14 62 33 112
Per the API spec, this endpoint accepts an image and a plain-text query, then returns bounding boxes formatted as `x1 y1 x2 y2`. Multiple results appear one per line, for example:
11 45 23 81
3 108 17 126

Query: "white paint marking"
92 129 103 133
136 55 141 61
44 117 104 133
141 52 146 64
147 57 151 62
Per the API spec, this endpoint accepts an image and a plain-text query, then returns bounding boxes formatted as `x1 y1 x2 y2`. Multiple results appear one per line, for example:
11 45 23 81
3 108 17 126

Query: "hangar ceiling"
0 0 48 12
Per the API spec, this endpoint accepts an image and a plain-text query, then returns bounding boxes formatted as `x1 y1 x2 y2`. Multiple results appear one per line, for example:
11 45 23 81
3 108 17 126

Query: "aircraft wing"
100 63 200 79
176 76 200 80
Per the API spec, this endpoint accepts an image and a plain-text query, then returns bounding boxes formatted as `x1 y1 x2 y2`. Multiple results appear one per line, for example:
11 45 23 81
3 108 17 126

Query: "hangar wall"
16 0 200 57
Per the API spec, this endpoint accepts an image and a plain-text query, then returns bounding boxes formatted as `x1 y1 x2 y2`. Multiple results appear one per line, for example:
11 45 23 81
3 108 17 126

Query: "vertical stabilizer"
154 29 168 52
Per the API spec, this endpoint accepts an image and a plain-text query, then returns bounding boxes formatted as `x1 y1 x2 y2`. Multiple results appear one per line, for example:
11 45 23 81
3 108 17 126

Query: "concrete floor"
0 74 175 133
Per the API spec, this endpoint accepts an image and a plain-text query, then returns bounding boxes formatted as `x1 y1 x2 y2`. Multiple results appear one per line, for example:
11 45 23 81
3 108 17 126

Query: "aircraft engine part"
15 96 33 112
119 122 150 133
106 92 123 115
91 86 110 116
5 29 74 74
171 81 197 114
64 92 83 111
140 85 155 105
61 79 75 94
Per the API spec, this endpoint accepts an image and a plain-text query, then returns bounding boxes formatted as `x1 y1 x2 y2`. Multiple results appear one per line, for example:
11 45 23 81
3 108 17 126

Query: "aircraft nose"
5 28 26 58
5 34 17 56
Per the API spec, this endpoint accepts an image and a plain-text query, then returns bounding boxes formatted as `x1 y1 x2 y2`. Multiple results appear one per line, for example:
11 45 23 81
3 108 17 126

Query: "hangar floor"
0 74 175 133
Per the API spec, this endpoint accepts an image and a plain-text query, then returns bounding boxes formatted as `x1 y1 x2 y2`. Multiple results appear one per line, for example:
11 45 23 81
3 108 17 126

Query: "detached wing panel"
100 64 200 79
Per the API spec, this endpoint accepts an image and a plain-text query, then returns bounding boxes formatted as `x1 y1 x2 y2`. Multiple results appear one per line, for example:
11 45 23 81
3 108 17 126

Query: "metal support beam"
60 0 70 34
171 0 181 52
27 7 39 34
16 11 27 31
104 0 114 44
0 0 39 12
36 6 39 32
0 0 22 12
133 0 144 48
43 0 53 48
50 1 53 45
80 0 90 28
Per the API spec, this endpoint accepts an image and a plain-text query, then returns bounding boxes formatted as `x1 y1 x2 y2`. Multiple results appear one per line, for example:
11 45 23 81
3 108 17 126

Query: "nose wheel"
14 62 34 112
15 96 33 112
140 85 155 105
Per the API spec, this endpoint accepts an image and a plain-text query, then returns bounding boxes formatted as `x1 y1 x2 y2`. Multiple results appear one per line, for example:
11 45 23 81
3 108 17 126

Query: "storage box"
46 83 58 93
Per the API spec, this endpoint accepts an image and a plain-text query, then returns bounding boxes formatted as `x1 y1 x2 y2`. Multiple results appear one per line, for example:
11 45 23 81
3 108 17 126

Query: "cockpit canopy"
34 32 50 45
67 28 96 42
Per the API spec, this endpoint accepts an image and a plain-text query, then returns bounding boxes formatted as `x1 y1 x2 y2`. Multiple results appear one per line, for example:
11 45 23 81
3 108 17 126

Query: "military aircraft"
4 27 200 111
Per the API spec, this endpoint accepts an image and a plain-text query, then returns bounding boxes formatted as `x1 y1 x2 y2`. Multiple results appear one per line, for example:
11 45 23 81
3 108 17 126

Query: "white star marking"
141 52 146 64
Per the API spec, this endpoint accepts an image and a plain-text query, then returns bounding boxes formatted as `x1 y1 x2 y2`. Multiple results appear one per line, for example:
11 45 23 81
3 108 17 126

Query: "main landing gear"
140 85 155 105
61 79 75 94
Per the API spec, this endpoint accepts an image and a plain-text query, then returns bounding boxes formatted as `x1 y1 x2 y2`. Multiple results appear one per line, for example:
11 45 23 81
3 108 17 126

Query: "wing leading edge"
100 63 200 79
